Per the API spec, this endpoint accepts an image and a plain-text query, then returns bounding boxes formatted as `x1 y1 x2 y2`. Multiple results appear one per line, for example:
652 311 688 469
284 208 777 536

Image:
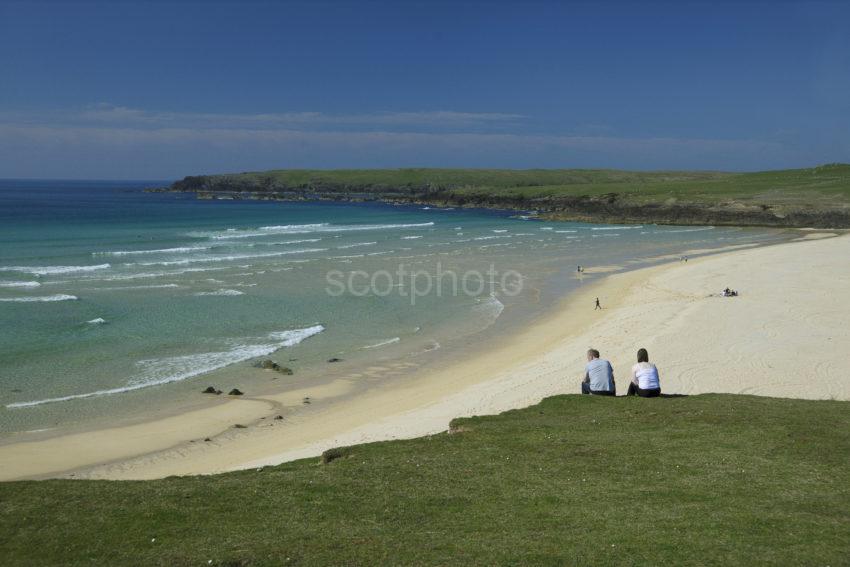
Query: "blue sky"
1 0 848 179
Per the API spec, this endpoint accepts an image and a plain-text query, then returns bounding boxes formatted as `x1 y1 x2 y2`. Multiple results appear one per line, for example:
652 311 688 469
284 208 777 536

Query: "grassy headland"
161 164 850 227
2 394 848 566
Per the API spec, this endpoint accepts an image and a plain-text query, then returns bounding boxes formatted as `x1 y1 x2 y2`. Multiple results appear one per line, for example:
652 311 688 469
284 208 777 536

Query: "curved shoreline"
1 232 847 481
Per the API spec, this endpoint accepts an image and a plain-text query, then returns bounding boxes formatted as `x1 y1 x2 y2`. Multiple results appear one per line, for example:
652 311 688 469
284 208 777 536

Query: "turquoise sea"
0 180 789 435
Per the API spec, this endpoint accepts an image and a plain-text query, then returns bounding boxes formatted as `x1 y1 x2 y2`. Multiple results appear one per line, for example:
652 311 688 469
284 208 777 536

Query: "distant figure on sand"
581 349 615 396
626 348 661 397
595 297 601 310
577 265 583 273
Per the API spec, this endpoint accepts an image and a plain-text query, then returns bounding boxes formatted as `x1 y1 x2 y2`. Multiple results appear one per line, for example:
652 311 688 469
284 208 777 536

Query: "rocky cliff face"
159 175 850 229
425 193 850 228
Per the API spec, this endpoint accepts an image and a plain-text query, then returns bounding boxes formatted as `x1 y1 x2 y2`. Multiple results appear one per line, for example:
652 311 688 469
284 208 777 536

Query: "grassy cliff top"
175 163 850 206
2 393 848 566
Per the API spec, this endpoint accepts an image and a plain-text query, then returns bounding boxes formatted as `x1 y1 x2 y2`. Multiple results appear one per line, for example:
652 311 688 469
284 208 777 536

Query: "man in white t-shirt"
581 349 615 396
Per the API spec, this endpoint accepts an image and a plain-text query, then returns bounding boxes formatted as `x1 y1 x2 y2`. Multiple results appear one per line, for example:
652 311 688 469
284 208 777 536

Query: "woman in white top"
627 348 661 397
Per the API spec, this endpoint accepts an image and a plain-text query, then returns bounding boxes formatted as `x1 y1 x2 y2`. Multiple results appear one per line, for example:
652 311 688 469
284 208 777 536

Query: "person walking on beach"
626 348 661 398
581 349 615 396
594 297 601 310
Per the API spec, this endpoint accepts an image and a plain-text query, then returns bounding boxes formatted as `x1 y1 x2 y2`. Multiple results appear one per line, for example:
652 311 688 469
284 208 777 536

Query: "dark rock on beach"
254 359 294 375
228 388 244 396
202 386 220 394
327 357 342 363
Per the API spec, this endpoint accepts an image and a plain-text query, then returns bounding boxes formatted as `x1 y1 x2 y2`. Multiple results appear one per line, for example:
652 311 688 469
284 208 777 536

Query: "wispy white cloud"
0 102 836 178
3 104 525 131
0 119 819 180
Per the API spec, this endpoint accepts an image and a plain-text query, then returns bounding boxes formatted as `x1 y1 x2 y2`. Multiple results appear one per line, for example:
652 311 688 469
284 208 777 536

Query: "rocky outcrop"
253 359 294 375
320 447 346 464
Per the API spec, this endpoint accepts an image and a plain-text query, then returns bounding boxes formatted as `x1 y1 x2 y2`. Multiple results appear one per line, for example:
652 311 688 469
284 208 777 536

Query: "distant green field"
2 394 848 566
190 163 850 207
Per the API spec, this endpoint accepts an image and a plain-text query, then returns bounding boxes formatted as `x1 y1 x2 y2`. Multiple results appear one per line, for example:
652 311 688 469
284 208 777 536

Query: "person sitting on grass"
626 348 661 398
581 348 616 396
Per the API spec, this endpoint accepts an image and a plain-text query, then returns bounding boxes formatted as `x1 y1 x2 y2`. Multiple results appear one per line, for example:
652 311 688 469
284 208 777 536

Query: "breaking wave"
6 325 325 408
194 289 244 296
94 246 210 256
660 226 716 233
130 248 328 267
189 222 435 240
0 264 110 276
590 225 643 231
0 281 41 288
0 294 78 302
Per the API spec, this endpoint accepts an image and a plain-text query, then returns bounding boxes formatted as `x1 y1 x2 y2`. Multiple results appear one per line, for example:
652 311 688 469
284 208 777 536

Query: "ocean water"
0 180 789 434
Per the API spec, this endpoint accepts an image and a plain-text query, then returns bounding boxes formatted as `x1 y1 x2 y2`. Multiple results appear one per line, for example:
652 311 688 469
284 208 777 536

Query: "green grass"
1 394 848 566
185 163 850 208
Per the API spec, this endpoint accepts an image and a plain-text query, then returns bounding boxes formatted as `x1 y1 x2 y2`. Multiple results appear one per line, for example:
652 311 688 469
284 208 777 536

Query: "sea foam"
0 264 110 276
246 238 322 247
0 294 78 302
94 246 210 256
0 281 41 288
131 248 328 267
661 226 716 233
194 289 244 296
362 337 401 349
77 266 229 282
191 222 435 240
93 284 182 290
590 225 643 230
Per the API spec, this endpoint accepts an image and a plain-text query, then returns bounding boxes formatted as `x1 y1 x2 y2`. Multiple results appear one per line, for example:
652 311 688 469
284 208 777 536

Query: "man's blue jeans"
581 382 615 396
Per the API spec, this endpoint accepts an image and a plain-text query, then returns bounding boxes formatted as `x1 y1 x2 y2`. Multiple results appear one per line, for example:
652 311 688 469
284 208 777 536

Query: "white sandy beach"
1 232 848 481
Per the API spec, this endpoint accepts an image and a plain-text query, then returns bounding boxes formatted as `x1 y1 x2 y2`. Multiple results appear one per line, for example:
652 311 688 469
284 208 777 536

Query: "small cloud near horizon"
53 104 529 131
0 104 843 179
